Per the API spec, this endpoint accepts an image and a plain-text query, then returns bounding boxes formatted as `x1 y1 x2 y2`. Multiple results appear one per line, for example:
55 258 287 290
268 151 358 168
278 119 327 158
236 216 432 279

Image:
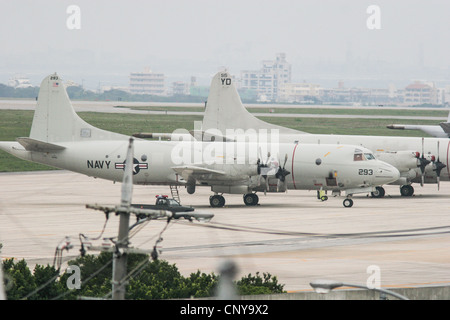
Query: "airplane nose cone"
376 162 400 183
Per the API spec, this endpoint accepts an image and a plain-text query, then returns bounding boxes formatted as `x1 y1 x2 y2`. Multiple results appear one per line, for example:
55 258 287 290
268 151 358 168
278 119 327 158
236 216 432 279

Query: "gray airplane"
0 73 399 207
387 111 450 138
201 71 450 196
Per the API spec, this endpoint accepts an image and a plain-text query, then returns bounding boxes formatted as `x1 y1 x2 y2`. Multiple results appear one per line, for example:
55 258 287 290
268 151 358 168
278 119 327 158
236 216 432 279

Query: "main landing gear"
370 186 385 198
370 185 414 197
400 185 414 197
209 193 260 208
209 194 225 208
243 193 259 206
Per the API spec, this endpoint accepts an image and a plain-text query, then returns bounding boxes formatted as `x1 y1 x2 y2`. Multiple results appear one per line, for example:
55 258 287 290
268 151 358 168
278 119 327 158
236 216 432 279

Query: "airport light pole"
310 279 409 300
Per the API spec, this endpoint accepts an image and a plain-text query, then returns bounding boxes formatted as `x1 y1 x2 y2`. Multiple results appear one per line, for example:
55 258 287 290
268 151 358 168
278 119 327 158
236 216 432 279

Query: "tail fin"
29 73 127 143
202 71 307 135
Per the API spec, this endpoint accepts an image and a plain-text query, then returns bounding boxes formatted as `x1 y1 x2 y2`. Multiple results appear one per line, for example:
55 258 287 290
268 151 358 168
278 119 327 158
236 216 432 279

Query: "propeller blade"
422 137 424 154
257 147 263 164
415 138 431 187
431 141 446 190
277 178 287 192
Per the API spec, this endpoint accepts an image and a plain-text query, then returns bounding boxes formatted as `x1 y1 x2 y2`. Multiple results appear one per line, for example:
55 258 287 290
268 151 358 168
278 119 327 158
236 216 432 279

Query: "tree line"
1 251 285 300
0 84 208 103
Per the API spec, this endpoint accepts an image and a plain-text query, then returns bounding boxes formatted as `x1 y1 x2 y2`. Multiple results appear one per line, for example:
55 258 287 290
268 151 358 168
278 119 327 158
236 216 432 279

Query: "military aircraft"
201 71 450 196
0 73 399 208
387 111 450 138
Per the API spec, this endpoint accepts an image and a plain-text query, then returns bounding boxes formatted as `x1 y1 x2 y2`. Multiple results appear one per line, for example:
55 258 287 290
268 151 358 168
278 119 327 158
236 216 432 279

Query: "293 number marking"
359 169 373 175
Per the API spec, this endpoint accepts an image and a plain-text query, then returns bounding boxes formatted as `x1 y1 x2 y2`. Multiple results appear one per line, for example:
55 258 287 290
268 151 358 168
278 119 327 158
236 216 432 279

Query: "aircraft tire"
343 198 353 208
210 195 225 207
371 186 385 198
243 193 259 206
400 185 414 197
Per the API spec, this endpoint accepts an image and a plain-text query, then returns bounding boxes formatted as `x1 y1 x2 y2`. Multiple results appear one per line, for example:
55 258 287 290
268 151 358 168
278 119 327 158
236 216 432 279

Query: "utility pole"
112 210 130 300
85 137 214 300
111 136 134 300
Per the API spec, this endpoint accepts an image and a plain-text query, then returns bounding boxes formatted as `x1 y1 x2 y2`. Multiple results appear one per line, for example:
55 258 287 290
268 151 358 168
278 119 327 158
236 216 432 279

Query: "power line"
83 137 214 300
176 220 450 240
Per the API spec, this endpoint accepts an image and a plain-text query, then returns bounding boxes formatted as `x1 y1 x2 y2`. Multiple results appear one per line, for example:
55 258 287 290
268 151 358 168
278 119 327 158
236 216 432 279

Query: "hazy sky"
1 0 450 89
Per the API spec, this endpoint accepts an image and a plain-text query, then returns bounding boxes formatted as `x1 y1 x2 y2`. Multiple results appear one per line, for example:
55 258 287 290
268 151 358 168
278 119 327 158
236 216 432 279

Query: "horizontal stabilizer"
17 137 65 152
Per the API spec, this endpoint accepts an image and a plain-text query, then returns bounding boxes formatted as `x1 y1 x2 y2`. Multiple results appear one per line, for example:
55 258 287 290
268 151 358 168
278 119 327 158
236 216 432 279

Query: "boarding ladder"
169 185 181 203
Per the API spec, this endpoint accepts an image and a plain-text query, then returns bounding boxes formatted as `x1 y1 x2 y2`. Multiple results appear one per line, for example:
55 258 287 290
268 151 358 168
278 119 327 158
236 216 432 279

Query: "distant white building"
129 67 166 95
278 82 323 103
403 81 438 105
240 53 291 101
437 86 450 106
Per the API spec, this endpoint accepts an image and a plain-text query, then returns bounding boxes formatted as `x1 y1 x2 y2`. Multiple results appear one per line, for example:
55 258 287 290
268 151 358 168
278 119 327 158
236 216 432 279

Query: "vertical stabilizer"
202 71 306 135
29 73 127 143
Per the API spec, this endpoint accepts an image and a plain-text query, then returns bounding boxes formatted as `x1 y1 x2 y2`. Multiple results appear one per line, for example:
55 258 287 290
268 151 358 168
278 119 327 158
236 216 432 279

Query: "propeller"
275 154 290 192
432 141 446 190
415 137 430 187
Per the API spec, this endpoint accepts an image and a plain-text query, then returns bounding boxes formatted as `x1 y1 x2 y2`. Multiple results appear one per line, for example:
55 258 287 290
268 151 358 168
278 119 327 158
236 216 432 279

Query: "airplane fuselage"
1 140 399 195
274 134 450 184
0 72 402 207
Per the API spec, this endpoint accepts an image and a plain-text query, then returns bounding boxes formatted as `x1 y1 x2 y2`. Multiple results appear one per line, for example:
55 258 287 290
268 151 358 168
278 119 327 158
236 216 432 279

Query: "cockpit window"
353 149 376 161
354 152 364 161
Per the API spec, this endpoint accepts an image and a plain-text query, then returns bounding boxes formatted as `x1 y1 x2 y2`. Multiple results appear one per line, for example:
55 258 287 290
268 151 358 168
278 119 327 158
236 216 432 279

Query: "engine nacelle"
376 151 420 172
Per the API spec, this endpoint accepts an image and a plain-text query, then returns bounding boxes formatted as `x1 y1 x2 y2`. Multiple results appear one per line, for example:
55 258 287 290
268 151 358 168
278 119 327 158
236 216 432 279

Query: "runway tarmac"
1 170 450 292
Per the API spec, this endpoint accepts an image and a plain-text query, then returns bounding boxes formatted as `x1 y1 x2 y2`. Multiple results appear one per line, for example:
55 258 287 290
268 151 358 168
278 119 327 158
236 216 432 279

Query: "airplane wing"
16 137 66 152
386 124 448 138
171 165 226 181
439 122 450 134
